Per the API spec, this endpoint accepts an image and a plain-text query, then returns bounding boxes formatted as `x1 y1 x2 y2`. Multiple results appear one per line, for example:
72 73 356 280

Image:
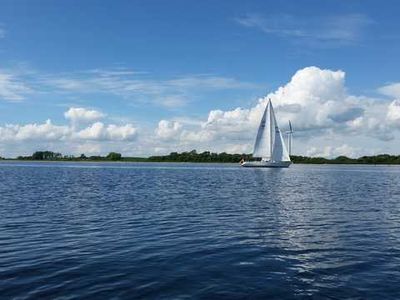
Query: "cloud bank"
1 66 400 158
150 66 400 157
0 107 138 156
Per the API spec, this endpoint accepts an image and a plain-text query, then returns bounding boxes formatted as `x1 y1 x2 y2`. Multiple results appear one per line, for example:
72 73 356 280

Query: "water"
1 162 400 299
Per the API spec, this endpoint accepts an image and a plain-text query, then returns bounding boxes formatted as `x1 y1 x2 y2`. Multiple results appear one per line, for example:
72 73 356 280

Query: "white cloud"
0 120 69 142
64 107 105 123
197 67 395 140
41 70 260 108
75 122 137 141
0 66 260 110
159 95 187 108
387 99 400 126
0 71 33 101
75 122 106 140
155 120 182 139
306 144 360 158
0 108 138 156
196 66 351 137
106 124 138 141
379 83 400 98
236 13 372 46
153 66 400 156
180 129 216 143
2 66 400 158
46 73 258 94
166 76 258 90
0 118 137 143
73 143 103 155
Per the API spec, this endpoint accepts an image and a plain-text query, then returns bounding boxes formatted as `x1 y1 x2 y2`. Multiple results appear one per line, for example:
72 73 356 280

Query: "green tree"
31 151 62 160
106 152 122 161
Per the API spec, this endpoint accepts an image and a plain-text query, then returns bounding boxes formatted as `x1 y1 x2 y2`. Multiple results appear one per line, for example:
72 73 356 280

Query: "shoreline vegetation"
1 150 400 165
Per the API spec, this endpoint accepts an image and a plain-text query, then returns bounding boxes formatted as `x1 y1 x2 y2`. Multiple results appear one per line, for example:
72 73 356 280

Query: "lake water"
1 162 400 299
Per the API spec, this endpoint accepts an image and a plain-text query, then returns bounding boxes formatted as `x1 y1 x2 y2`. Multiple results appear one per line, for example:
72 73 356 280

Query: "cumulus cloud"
387 99 400 126
75 122 137 141
2 66 400 158
0 120 69 142
0 108 138 156
64 107 105 124
153 66 400 156
188 66 354 142
196 67 396 140
0 119 137 143
155 120 182 140
187 66 352 142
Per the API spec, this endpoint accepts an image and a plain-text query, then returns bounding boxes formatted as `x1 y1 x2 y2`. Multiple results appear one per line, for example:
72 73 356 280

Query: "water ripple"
1 162 400 299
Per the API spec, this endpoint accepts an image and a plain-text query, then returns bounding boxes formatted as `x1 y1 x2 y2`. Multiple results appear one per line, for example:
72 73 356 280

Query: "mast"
285 121 293 156
287 120 293 156
269 99 273 161
287 134 290 156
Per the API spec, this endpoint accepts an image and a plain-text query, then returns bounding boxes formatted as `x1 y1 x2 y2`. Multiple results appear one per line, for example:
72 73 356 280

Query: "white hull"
241 161 291 168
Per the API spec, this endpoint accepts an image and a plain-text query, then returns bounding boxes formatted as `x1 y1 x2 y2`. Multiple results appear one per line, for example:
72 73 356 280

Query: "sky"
1 0 400 158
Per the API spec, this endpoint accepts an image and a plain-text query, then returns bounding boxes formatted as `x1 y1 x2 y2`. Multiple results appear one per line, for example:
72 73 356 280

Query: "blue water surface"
1 162 400 299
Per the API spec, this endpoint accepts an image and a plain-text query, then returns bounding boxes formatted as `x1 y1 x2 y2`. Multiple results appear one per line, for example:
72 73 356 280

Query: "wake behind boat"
241 99 292 168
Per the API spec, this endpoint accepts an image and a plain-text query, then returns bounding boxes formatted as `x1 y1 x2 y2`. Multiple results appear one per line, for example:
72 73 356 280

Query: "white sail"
252 99 290 162
270 103 291 162
253 100 273 159
271 127 291 162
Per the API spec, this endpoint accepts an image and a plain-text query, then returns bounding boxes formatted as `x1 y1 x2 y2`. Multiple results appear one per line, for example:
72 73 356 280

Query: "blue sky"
1 0 400 157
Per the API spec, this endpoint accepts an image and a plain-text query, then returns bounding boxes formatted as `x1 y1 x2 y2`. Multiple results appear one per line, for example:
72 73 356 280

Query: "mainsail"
252 100 290 162
252 101 273 159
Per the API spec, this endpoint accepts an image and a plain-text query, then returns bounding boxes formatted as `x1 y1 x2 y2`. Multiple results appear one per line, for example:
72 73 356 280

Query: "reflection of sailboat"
241 99 292 168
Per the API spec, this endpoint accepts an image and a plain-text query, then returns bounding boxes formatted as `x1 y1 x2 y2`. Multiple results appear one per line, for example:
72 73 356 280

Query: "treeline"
150 152 400 164
291 154 400 164
7 150 400 164
17 151 125 161
148 150 252 163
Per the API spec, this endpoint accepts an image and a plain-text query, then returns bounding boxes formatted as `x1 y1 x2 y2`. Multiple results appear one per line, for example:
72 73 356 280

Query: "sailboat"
241 99 292 168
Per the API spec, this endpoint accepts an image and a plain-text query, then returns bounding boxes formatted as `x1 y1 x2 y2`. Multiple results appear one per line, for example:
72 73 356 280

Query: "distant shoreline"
2 150 400 165
1 159 400 166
